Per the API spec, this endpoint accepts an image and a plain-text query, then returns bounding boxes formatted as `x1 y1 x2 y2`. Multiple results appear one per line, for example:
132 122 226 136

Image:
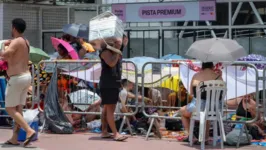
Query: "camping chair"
189 80 227 150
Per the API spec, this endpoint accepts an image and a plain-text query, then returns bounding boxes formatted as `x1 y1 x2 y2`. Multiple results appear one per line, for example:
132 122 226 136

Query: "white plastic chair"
189 80 227 150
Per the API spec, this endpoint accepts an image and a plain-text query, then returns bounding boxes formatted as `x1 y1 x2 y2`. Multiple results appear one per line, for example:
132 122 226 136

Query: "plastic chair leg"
213 121 218 147
189 119 195 146
199 112 206 142
218 118 224 149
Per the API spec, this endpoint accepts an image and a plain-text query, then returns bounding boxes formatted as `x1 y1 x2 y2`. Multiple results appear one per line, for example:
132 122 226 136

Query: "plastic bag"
87 119 101 129
23 109 39 124
44 67 73 134
226 128 251 146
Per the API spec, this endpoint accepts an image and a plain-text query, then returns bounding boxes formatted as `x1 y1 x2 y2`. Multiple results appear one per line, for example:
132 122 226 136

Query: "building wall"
0 3 3 40
2 4 40 47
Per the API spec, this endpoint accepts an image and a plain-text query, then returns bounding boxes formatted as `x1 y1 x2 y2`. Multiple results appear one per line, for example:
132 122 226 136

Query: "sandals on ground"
113 136 128 142
4 141 20 146
101 134 113 139
23 132 36 147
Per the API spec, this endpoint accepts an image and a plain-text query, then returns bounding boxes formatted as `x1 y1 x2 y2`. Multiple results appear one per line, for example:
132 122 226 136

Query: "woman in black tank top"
98 39 127 142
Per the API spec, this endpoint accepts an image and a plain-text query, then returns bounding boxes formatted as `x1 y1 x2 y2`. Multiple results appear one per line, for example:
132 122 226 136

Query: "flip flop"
101 134 113 139
114 136 128 142
23 132 36 147
4 141 20 146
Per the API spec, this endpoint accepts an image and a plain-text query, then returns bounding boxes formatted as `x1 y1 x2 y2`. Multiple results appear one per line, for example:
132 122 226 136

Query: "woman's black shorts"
100 88 120 105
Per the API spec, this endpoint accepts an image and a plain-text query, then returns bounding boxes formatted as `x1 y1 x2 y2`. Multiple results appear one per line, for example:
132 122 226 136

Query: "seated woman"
226 93 265 139
179 62 223 144
71 100 101 128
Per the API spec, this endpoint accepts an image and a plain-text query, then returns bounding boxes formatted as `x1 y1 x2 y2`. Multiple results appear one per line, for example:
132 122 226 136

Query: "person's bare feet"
113 133 128 142
101 132 113 138
26 128 36 139
23 129 36 147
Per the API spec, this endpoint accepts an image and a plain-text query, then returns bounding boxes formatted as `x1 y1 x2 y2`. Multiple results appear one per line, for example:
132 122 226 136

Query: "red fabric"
33 101 44 110
0 60 8 70
185 60 223 75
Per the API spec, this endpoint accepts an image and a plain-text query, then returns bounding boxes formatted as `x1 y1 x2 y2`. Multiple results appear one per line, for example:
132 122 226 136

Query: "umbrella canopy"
51 37 79 60
238 54 266 70
30 46 50 64
68 89 100 111
63 23 89 39
186 38 247 62
160 54 185 60
124 56 168 73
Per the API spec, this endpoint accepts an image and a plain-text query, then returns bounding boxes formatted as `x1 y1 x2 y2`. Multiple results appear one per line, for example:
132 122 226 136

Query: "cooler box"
17 119 39 142
89 11 124 42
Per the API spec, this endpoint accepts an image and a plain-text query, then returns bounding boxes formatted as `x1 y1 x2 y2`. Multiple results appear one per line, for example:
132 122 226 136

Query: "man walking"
0 18 36 147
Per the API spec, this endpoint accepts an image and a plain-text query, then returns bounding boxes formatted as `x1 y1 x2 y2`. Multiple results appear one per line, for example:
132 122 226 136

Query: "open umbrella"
63 23 89 39
51 37 79 60
186 38 247 62
30 46 50 64
160 54 185 60
238 54 266 70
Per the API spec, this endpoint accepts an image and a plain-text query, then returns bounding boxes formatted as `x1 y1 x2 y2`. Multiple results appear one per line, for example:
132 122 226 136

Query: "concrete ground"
0 129 264 150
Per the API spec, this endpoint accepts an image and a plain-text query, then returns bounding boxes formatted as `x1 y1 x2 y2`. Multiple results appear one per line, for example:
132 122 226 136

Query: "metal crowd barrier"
140 61 263 142
0 64 37 128
36 60 139 134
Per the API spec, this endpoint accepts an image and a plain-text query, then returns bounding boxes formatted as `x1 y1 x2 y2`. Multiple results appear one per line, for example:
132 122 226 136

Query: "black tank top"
192 75 221 100
99 50 122 88
236 100 252 118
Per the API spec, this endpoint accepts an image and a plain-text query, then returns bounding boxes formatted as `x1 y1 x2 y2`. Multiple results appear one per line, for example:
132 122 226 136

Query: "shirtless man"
0 18 36 147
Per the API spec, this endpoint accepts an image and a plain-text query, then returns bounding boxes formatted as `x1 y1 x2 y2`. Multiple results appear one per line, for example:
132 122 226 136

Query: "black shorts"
100 88 119 105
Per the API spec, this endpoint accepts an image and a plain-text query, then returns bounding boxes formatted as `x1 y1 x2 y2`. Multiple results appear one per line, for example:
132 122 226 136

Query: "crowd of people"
0 18 265 147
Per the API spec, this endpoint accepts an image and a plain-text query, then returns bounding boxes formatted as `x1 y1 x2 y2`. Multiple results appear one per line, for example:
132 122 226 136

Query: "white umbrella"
68 89 100 111
186 38 247 62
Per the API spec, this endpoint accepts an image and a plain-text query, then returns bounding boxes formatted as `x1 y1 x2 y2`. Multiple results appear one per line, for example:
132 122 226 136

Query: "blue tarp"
0 78 7 115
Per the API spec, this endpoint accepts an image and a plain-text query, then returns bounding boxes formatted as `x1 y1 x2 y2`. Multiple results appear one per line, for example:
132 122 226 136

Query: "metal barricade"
0 63 37 128
140 60 262 142
36 60 139 134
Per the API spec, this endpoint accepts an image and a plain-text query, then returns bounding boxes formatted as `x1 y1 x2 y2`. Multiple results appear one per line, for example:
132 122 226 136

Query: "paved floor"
0 129 264 150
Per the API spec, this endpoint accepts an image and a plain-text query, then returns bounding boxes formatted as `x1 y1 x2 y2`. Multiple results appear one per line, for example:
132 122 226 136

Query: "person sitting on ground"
179 62 223 144
145 87 163 106
226 93 265 139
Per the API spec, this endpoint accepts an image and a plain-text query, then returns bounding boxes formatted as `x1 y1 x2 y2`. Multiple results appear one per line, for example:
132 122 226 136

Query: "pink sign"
199 1 216 20
138 5 186 19
112 4 126 22
112 1 216 22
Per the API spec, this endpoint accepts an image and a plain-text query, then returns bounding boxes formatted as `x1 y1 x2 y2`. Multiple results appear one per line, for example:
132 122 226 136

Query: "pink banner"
112 4 126 22
199 1 216 20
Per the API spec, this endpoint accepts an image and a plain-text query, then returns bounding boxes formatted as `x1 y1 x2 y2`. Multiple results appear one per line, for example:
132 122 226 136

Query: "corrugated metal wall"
0 3 3 40
1 4 76 53
2 4 40 47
